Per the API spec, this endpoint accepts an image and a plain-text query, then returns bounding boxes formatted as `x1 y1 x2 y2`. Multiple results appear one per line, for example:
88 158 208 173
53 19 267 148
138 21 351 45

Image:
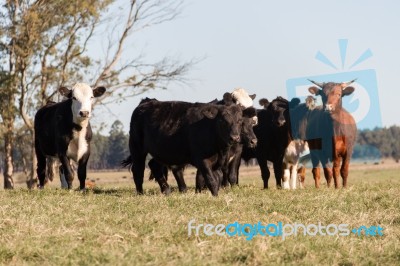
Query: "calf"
282 96 316 189
122 98 244 196
34 83 106 189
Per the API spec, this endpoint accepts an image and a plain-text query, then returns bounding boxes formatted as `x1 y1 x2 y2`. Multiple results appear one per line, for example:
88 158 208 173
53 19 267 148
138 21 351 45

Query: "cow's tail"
46 157 58 182
121 155 133 169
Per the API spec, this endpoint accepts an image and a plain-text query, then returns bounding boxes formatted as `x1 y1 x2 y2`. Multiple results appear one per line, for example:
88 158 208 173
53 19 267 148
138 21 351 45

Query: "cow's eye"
72 96 77 100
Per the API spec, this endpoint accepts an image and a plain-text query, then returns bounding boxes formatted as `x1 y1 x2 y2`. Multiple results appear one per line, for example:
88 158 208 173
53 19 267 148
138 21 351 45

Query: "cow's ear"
93 86 106 97
289 98 300 108
202 106 218 119
59 87 72 98
259 98 269 108
342 86 354 96
223 92 234 105
242 107 257 118
249 94 256 100
308 86 321 96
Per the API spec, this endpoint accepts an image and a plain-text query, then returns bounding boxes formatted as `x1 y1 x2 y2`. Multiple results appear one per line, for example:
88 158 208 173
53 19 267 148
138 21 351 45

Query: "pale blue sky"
92 0 400 133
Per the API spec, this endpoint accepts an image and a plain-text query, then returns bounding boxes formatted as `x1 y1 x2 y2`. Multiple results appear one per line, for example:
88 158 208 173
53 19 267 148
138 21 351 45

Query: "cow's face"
241 107 258 148
202 105 242 144
308 80 355 113
231 88 256 108
59 83 106 123
269 97 289 127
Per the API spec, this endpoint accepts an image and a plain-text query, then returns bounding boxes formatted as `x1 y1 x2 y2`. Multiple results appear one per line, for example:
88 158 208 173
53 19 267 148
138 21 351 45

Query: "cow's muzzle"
79 111 90 118
230 135 240 143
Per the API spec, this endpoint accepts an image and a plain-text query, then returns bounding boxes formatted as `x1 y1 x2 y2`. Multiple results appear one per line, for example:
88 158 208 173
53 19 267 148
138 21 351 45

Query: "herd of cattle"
34 80 357 196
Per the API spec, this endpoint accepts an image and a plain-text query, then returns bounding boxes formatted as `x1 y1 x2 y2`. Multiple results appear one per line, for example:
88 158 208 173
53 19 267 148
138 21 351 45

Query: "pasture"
1 162 399 265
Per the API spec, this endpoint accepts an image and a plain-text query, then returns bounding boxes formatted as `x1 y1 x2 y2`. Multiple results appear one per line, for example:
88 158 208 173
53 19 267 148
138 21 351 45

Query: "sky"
92 0 400 133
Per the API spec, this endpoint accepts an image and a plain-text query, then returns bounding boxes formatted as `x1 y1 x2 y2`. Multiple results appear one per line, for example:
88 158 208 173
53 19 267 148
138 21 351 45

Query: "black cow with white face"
34 83 106 189
122 98 244 196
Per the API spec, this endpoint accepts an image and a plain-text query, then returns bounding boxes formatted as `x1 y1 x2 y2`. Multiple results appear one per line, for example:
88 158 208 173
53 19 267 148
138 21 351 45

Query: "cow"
306 80 357 188
282 96 316 189
146 89 257 194
121 98 245 196
195 104 258 192
34 83 106 189
240 96 292 189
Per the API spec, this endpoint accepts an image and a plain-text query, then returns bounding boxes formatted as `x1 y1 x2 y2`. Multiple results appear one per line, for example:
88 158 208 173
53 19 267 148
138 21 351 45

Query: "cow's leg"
148 159 170 195
332 156 341 189
297 166 306 189
321 158 333 188
312 167 320 188
36 152 47 189
273 161 283 189
171 167 187 193
59 155 74 189
258 159 270 189
197 160 219 196
220 164 230 188
282 162 290 189
77 153 90 190
131 152 146 195
310 150 321 188
290 163 298 189
341 153 351 188
227 153 241 186
195 170 205 193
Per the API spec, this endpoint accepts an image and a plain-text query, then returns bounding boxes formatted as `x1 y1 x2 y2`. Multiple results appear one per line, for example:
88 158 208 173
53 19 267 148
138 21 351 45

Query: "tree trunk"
26 133 38 189
3 117 14 189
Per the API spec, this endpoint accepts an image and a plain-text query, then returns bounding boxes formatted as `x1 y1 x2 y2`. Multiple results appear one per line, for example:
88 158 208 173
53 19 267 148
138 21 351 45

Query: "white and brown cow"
34 83 105 189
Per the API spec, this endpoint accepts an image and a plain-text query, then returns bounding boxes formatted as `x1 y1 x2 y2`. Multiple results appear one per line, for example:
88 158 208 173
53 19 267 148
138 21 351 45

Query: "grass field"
1 162 399 265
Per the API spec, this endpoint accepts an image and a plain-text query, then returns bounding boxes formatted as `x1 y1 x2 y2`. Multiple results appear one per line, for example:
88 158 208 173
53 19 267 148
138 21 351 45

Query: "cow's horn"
308 79 324 88
341 78 357 88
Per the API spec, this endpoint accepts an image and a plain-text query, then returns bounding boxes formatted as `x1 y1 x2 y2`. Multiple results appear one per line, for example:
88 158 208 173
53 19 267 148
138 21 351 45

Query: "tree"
107 120 128 168
0 0 191 188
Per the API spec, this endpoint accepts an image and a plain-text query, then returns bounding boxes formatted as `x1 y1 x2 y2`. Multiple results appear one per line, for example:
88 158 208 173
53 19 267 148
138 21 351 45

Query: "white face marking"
71 83 94 124
231 88 253 108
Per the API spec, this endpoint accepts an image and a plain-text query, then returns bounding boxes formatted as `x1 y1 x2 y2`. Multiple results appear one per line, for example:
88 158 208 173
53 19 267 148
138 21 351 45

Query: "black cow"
122 98 244 196
146 92 258 194
34 83 106 189
240 96 292 189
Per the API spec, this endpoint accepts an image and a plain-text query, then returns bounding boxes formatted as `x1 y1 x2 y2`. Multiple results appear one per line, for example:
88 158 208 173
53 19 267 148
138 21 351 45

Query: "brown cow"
306 80 357 188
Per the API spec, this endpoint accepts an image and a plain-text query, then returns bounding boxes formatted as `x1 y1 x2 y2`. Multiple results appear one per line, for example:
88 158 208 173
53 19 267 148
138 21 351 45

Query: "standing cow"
240 96 292 189
34 83 106 189
122 98 245 196
306 80 357 188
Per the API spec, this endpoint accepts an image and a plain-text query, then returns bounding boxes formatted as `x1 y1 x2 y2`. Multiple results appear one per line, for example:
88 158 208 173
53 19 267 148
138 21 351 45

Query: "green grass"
0 166 399 265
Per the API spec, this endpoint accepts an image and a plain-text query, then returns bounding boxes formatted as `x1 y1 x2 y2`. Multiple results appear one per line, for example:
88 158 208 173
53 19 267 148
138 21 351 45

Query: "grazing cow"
306 80 357 188
240 96 292 189
282 96 316 189
122 98 245 196
34 83 106 189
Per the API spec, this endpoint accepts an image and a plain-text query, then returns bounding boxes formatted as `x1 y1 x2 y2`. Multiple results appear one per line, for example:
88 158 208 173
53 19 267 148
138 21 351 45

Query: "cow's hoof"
162 187 171 195
37 185 44 190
